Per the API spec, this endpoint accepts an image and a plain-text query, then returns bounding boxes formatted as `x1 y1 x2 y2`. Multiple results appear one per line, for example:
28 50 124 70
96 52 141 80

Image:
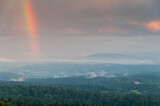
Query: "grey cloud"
31 0 160 36
0 0 160 36
0 0 160 61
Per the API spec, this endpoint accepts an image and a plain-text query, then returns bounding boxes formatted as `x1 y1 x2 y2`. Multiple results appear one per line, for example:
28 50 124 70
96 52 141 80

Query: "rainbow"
24 0 39 58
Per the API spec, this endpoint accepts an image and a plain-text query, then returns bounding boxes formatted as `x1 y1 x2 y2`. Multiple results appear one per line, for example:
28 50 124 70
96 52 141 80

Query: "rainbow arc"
24 0 39 58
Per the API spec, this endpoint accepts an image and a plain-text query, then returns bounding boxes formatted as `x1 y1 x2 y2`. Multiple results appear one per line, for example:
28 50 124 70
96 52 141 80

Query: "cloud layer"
0 0 160 61
0 0 160 36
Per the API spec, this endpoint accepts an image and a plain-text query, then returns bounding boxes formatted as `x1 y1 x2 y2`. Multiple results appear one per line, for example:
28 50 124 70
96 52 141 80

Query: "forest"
0 71 160 105
0 85 160 106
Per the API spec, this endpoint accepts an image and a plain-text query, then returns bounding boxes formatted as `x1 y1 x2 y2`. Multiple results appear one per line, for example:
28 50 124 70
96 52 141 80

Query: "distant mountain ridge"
80 53 156 61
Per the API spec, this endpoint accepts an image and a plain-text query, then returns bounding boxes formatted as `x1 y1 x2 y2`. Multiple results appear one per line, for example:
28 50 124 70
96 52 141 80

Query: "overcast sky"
0 0 160 62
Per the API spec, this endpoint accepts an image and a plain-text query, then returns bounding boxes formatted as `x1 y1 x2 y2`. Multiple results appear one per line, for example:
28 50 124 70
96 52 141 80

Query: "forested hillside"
0 85 160 106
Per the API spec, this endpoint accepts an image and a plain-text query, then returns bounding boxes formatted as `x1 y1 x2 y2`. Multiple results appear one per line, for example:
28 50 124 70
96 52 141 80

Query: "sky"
0 0 160 62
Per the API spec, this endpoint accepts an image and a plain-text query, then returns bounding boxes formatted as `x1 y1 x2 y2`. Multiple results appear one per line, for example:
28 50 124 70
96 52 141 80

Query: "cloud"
145 21 160 32
11 26 27 31
127 20 160 33
0 0 160 36
0 58 15 62
98 27 126 34
10 77 24 82
34 0 160 36
66 28 83 35
88 72 98 78
0 0 160 61
0 36 11 41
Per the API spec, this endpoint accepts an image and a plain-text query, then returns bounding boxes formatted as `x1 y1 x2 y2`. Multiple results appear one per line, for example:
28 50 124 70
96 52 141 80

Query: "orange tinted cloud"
145 21 160 32
0 58 15 62
127 20 140 26
66 28 83 35
128 20 160 32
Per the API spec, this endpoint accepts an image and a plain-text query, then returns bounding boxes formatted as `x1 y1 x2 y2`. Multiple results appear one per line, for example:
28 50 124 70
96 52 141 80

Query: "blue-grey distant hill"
1 62 160 81
81 53 154 60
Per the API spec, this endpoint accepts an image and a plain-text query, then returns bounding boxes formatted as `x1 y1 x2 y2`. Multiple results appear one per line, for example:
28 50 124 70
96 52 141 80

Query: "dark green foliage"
0 85 160 106
0 71 160 105
25 71 160 96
